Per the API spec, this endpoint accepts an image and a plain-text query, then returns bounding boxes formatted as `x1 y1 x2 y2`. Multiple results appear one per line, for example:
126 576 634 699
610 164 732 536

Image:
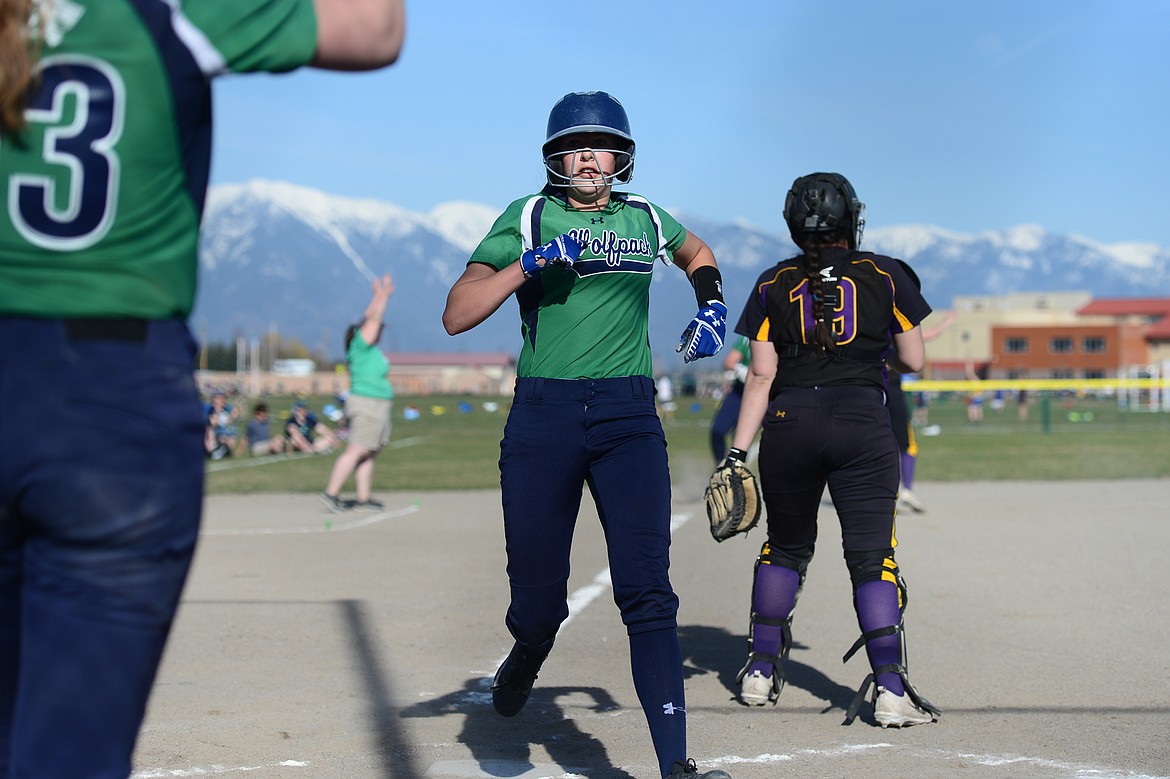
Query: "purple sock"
748 563 801 676
854 579 905 695
900 451 917 490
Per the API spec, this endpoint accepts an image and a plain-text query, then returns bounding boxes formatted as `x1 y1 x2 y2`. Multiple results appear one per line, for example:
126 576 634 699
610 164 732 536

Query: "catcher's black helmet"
542 91 635 187
783 172 866 249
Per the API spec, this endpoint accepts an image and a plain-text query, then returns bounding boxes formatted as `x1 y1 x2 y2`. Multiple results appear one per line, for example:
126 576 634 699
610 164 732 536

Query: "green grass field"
205 391 1170 494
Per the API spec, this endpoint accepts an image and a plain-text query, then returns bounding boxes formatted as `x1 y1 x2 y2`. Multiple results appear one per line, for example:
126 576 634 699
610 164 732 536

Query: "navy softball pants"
0 317 205 779
499 376 679 646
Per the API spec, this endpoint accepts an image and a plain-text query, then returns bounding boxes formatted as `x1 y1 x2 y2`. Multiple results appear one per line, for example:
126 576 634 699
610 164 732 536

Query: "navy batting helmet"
783 172 866 249
542 91 635 187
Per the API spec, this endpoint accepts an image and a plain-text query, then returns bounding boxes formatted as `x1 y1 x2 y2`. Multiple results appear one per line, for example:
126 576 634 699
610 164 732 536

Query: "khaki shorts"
346 395 392 451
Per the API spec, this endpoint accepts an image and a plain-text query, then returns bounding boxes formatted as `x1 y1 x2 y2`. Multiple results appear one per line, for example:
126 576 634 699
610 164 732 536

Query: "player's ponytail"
800 237 839 355
0 0 37 137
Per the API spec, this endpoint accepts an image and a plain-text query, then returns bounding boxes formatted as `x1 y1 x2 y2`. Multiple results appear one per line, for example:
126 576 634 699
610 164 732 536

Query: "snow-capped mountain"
195 180 1170 361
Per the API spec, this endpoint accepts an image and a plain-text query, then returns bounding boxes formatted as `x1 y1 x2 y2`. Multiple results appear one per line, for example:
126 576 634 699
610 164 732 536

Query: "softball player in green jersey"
443 91 731 779
0 2 404 776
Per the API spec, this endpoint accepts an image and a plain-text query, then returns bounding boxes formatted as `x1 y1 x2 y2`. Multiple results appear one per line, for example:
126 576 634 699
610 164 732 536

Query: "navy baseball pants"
499 376 679 645
0 317 205 779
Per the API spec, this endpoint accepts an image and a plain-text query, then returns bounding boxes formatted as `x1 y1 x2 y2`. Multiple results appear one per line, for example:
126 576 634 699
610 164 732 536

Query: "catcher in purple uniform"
725 172 941 727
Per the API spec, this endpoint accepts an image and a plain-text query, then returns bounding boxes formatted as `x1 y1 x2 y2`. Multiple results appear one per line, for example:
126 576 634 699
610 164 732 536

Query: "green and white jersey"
0 0 317 319
470 190 687 379
347 331 394 400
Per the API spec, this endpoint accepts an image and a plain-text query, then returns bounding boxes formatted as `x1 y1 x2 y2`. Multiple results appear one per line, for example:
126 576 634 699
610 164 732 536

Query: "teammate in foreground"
726 172 941 727
0 1 405 776
443 91 731 779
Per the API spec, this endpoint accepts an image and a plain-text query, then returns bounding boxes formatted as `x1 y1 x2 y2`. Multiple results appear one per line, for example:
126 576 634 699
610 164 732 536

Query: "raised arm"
360 273 394 345
312 0 406 70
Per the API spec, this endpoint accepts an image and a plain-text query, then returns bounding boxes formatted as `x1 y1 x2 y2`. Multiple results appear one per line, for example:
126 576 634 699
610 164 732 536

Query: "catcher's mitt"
705 456 762 543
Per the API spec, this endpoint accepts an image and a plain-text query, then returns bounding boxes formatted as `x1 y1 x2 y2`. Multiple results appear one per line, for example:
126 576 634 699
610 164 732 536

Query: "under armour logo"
774 410 786 418
662 702 685 715
590 216 605 224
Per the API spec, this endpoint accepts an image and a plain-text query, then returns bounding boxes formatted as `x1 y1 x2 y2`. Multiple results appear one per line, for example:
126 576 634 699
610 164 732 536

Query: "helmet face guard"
543 144 634 189
783 172 866 249
542 91 636 187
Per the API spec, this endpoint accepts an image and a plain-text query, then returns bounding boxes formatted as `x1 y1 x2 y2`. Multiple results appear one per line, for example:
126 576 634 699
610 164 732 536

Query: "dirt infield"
132 480 1170 779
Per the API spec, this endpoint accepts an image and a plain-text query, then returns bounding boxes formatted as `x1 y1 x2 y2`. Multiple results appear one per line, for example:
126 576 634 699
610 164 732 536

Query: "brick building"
989 322 1151 380
923 294 1170 381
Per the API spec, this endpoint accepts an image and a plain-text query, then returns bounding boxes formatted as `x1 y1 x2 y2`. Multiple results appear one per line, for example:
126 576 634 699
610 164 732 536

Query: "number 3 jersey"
0 0 318 319
469 190 688 380
733 246 932 390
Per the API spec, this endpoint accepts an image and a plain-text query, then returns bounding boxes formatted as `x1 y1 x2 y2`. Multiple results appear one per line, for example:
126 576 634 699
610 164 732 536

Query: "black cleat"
491 641 550 717
667 758 732 779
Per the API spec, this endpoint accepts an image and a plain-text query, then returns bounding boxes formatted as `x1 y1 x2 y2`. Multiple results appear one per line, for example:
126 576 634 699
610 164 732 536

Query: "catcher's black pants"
757 385 901 555
498 376 679 646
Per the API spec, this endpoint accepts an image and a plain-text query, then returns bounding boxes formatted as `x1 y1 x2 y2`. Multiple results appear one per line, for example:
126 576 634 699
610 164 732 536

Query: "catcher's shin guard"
735 543 809 704
841 555 939 725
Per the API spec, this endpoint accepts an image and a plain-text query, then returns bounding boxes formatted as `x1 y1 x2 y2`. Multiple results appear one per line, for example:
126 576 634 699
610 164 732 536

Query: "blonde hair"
0 0 36 135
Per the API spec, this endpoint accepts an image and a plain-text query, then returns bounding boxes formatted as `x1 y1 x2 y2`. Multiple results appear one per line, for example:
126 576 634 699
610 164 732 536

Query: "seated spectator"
246 403 286 456
205 391 240 459
204 407 228 460
285 400 339 454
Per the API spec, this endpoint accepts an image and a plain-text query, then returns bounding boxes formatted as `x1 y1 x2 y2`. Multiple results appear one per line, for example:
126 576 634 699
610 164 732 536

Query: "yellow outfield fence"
907 378 1170 393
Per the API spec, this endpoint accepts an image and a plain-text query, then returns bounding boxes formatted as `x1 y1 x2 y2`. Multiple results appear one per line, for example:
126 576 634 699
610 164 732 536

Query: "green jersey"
470 191 688 379
347 331 394 400
0 0 317 319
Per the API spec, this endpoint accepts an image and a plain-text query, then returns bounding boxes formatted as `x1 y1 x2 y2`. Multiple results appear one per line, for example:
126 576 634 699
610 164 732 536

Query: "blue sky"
209 1 1170 248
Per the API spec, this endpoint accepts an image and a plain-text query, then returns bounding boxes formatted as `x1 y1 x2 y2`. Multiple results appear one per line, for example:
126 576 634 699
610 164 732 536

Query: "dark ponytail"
796 230 846 354
803 248 837 354
0 0 37 137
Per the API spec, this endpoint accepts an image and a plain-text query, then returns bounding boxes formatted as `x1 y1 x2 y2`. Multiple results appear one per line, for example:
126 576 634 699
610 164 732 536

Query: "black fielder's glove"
705 448 762 543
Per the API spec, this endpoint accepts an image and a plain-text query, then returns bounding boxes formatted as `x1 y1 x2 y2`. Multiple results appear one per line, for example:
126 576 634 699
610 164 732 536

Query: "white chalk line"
132 758 308 777
200 502 419 536
708 746 1168 779
131 746 1169 779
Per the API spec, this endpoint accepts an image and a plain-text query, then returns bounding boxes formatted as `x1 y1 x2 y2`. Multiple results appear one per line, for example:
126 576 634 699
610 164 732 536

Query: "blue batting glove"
677 301 727 363
519 233 583 278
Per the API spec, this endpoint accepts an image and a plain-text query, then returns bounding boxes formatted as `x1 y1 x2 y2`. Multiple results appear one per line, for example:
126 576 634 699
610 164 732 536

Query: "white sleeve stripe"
161 0 228 76
625 195 672 265
520 196 543 253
